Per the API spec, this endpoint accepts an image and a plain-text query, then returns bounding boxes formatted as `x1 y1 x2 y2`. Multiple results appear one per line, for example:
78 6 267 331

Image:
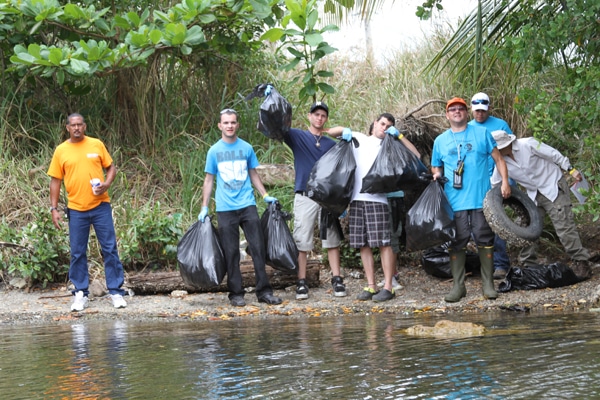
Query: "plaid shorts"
349 201 391 248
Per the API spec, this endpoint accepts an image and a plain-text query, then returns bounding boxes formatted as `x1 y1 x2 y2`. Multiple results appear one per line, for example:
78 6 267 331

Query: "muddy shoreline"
2 263 599 326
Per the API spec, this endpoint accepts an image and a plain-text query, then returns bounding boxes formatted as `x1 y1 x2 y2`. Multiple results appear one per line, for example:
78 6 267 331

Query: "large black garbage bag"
405 180 456 252
177 218 227 288
421 243 481 278
498 263 581 292
306 139 358 217
245 83 292 141
261 202 298 273
361 134 429 193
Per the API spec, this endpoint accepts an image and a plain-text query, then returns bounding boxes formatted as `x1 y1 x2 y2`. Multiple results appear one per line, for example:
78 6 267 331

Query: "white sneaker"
111 294 127 309
71 291 89 312
377 276 404 291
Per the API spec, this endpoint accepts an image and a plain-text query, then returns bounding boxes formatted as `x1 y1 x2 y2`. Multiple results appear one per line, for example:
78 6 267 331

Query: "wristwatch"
50 207 58 212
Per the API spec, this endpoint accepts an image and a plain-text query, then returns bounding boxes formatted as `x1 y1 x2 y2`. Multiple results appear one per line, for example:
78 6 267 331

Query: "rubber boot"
444 250 467 303
479 246 498 299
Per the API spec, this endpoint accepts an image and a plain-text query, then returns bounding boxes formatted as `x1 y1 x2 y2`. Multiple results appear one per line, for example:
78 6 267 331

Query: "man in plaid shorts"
337 113 421 302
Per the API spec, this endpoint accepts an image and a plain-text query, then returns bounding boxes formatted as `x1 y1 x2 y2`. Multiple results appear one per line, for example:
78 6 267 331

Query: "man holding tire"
490 130 592 279
432 97 511 302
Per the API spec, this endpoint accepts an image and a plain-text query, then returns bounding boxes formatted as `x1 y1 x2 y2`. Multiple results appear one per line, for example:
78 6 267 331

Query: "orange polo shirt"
47 136 113 211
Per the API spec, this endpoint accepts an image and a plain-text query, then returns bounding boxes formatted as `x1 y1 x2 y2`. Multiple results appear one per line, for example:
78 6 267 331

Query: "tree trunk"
127 260 321 295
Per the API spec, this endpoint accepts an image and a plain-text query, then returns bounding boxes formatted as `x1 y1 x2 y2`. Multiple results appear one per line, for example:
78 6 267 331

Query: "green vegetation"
1 0 598 284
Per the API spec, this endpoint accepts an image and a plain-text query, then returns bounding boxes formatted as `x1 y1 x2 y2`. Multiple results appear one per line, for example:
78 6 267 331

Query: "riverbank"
2 262 599 326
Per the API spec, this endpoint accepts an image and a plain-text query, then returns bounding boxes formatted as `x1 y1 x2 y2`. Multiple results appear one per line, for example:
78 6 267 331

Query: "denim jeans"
68 202 125 296
494 235 511 271
217 205 272 299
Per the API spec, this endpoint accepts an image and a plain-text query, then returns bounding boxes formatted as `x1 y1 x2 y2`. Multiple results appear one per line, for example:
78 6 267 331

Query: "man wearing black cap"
282 101 347 300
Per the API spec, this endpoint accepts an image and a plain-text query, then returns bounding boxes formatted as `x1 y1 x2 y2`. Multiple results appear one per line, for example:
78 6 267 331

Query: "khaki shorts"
293 193 342 251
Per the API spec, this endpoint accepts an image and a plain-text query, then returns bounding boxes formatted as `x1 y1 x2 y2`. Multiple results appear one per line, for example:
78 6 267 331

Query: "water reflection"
0 313 599 399
42 321 129 399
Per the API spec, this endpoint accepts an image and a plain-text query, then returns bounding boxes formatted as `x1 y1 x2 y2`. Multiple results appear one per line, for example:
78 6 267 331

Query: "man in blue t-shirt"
468 92 514 279
283 102 347 300
198 109 282 307
431 97 511 302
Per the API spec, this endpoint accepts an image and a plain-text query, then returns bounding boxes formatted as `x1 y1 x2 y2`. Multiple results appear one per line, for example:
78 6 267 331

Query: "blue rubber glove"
265 84 273 96
263 195 277 203
198 206 208 222
385 126 400 138
341 128 353 142
339 209 348 219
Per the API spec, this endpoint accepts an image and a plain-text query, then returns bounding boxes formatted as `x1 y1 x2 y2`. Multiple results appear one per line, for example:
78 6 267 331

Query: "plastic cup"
90 178 101 195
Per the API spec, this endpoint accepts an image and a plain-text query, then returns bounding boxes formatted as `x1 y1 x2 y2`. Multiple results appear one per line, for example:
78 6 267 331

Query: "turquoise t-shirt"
205 138 259 212
431 125 495 211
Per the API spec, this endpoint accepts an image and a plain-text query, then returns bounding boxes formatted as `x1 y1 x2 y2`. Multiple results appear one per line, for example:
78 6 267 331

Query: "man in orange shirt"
48 113 127 311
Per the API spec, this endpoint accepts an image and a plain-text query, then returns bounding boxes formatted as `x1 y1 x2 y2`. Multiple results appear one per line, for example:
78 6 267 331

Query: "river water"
1 312 599 399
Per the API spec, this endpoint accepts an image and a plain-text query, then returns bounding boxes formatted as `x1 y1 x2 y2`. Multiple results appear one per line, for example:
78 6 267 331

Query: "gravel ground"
2 261 600 326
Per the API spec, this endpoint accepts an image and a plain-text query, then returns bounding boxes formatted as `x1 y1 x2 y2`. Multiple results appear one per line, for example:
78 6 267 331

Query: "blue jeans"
68 202 125 296
494 235 510 271
217 205 272 299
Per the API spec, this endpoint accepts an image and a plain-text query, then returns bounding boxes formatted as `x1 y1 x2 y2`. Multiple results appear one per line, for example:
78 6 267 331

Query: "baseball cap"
491 130 516 149
446 97 467 111
471 92 490 111
310 101 329 115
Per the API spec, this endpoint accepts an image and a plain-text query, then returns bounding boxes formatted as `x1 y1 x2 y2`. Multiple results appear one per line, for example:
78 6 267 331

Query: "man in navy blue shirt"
283 102 347 300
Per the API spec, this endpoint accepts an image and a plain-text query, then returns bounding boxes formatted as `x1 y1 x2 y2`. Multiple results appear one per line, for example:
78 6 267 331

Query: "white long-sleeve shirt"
491 137 572 203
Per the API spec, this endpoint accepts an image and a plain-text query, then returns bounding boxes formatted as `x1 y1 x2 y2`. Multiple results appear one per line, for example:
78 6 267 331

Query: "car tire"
483 185 543 246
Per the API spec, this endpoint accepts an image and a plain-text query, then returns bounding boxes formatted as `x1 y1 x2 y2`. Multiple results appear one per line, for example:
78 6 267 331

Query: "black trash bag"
306 138 359 217
405 179 456 252
245 83 292 141
421 242 481 278
177 217 227 288
361 134 429 193
498 263 582 292
319 208 344 241
260 202 298 273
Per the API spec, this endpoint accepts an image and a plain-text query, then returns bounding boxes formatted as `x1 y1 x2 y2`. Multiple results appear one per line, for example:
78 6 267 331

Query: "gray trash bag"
177 217 226 288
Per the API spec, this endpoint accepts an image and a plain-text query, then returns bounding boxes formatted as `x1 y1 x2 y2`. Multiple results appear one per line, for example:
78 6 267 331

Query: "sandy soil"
2 261 599 326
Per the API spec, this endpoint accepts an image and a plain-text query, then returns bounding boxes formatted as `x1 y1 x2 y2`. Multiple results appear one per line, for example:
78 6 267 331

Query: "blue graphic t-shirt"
205 138 259 212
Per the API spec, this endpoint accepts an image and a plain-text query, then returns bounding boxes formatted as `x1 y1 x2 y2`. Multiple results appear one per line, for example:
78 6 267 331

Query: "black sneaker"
258 293 283 305
331 276 347 297
296 279 309 300
230 296 246 307
372 288 395 302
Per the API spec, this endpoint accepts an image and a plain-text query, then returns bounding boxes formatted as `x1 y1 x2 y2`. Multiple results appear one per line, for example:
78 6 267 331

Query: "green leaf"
127 11 140 27
304 32 322 47
69 58 89 74
149 30 162 45
260 28 284 42
184 25 204 45
317 82 335 94
48 48 62 65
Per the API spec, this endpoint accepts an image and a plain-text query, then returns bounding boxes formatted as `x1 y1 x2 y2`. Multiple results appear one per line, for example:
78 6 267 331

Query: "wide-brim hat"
492 130 516 149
